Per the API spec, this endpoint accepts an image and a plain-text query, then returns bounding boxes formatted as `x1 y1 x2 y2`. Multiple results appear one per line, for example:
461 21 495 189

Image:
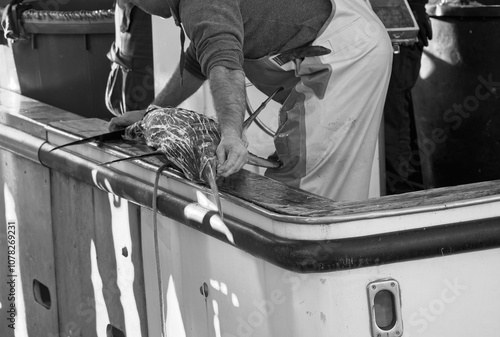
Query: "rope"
153 164 171 337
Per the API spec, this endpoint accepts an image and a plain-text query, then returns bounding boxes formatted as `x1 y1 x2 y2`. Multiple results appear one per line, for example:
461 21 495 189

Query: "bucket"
413 1 500 188
1 0 116 118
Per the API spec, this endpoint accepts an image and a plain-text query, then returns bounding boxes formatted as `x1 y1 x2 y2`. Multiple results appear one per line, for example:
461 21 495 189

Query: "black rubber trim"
226 216 500 273
165 198 500 272
39 143 500 273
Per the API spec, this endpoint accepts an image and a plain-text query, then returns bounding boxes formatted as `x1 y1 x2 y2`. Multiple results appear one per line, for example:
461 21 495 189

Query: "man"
384 0 432 194
109 0 393 201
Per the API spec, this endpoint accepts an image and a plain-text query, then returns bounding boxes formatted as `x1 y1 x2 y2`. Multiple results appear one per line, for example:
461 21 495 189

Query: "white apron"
244 0 392 201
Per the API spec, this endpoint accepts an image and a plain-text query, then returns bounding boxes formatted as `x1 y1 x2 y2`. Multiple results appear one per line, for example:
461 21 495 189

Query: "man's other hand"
216 135 248 177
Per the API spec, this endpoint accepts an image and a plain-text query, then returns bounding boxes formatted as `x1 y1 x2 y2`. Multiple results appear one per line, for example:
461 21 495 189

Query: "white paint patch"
91 169 101 188
108 194 142 337
212 299 219 315
104 179 114 194
220 282 228 295
210 215 235 245
4 184 28 337
184 203 206 222
213 300 222 337
184 203 235 244
91 169 115 194
90 240 110 337
210 279 220 291
231 293 240 308
196 191 219 212
166 275 187 337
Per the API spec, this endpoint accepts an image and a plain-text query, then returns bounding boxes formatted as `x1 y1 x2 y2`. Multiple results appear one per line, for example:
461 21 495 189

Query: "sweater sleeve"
180 0 245 77
184 43 207 81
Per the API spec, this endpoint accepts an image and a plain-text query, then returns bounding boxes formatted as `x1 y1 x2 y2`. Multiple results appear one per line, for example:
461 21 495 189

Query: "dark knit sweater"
176 0 332 80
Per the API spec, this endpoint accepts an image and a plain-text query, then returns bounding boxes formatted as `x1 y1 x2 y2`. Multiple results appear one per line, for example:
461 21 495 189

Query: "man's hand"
216 135 248 177
108 109 147 131
410 2 433 48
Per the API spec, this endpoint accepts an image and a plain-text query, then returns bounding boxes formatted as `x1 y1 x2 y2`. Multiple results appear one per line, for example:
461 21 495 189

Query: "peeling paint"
108 194 142 337
166 275 187 337
184 203 206 223
196 190 219 212
196 191 234 244
210 279 239 307
231 293 240 308
104 178 114 194
185 196 235 244
220 282 228 295
210 279 220 291
91 169 101 189
209 216 235 244
213 300 222 337
90 240 110 337
91 169 115 195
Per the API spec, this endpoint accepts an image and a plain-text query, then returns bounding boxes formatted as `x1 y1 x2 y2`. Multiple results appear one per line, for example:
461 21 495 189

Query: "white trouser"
263 0 393 201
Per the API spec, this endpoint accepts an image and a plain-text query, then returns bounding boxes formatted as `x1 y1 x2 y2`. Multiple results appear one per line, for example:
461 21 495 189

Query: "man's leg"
384 45 424 194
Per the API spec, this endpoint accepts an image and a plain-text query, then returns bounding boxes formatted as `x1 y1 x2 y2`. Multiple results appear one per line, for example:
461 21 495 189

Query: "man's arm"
209 65 248 177
108 64 204 130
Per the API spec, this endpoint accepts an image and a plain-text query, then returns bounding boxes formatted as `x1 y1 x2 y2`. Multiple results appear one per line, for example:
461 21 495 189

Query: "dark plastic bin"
413 2 500 188
3 0 116 118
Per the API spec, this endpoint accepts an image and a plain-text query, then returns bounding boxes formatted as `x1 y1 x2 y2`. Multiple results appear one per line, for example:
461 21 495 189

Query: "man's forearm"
208 66 246 138
208 65 248 177
153 64 205 107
